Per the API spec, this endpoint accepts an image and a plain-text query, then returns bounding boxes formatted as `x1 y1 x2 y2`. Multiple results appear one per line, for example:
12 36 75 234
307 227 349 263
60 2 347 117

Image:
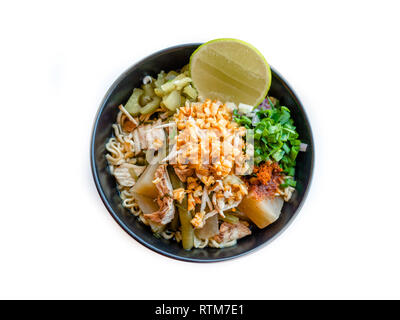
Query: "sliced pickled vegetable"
154 71 166 88
125 88 143 116
180 96 187 107
162 90 181 111
167 166 193 249
221 214 239 224
238 194 283 228
183 84 198 100
160 81 176 94
135 157 146 166
179 194 194 250
132 192 159 214
195 214 218 240
173 77 191 90
140 96 161 115
167 166 183 231
140 95 153 106
165 70 179 81
131 163 159 197
154 88 164 97
142 83 155 97
168 166 184 189
133 192 165 234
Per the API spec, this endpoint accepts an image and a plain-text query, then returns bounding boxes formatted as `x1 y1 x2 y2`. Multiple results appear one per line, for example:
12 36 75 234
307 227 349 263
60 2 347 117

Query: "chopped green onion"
234 97 303 187
287 167 295 177
272 149 285 162
282 143 291 154
285 178 297 187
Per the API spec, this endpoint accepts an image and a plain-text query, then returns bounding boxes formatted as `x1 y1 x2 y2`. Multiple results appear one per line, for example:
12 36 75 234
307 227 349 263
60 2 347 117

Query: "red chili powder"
246 161 284 200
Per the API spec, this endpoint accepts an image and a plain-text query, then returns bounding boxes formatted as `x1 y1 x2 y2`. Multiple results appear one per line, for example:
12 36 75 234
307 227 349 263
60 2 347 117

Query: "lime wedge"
189 38 271 106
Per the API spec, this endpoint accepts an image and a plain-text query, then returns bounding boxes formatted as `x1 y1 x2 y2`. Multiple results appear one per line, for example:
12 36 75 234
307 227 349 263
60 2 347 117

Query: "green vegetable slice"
125 88 144 116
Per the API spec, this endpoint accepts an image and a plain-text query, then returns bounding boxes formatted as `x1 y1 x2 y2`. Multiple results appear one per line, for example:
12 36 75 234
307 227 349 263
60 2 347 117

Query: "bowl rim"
90 43 315 263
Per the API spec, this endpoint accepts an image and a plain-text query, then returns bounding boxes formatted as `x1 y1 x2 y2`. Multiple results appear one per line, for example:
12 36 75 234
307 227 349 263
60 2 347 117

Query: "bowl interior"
91 44 314 262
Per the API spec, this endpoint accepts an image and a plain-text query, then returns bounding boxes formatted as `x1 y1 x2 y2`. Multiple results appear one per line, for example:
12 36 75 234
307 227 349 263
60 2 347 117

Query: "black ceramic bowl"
91 43 314 262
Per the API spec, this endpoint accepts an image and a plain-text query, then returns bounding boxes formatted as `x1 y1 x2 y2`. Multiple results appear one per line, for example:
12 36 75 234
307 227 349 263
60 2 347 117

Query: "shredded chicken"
213 221 251 243
144 164 175 225
174 166 194 182
133 119 165 153
113 163 144 187
200 187 208 213
283 186 295 201
212 193 226 216
144 197 175 225
153 164 173 197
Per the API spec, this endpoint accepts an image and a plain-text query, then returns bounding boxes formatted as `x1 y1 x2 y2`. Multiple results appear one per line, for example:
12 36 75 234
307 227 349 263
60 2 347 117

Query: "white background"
1 0 399 300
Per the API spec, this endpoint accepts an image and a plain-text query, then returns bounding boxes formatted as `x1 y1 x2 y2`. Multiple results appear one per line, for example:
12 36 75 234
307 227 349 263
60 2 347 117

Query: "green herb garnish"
234 98 302 180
